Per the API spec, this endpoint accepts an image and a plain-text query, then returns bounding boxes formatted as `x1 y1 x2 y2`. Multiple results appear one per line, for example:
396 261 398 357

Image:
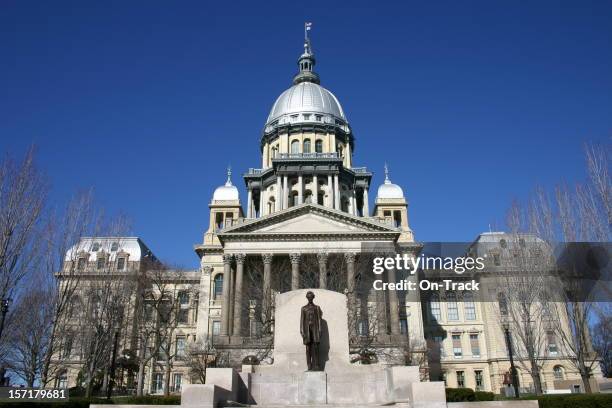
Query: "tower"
243 31 372 218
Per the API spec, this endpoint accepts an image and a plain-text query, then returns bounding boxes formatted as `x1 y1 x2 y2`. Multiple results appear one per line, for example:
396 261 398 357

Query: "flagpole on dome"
304 22 313 53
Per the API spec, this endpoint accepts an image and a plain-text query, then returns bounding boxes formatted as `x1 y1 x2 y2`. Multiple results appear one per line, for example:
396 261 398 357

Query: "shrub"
445 387 475 402
0 397 111 408
535 394 612 408
474 390 495 401
112 395 180 405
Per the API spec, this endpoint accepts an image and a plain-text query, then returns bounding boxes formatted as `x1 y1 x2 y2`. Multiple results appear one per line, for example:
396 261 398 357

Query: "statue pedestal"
191 289 446 407
299 372 327 405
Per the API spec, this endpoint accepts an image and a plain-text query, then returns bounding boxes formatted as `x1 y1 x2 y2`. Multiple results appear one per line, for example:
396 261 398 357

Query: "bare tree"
0 148 47 341
500 141 612 393
134 267 190 396
185 338 218 384
592 304 611 377
5 284 54 386
40 191 99 387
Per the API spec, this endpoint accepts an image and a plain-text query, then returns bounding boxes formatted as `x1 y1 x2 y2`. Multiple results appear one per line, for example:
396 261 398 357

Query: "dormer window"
91 242 100 252
111 242 119 252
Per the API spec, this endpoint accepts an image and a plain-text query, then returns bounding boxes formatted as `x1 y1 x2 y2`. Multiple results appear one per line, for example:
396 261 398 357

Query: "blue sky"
1 1 611 268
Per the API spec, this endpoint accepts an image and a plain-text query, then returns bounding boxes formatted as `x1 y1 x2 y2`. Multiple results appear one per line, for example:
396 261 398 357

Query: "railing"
352 167 369 173
246 168 264 174
276 152 339 159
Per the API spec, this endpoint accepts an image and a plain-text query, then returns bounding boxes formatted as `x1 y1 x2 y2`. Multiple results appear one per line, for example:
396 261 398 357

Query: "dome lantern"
293 29 320 85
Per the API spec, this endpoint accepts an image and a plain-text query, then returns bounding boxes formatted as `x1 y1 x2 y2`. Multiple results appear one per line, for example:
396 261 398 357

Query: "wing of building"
50 35 603 396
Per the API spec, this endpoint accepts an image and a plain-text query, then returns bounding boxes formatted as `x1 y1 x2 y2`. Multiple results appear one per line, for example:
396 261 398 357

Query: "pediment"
219 204 397 237
258 213 370 233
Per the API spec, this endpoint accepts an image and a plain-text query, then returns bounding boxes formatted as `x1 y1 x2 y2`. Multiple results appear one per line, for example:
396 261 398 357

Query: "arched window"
553 365 564 380
315 140 323 153
303 139 311 153
290 192 299 207
341 197 349 213
304 190 313 204
268 197 275 214
291 140 299 154
213 274 223 299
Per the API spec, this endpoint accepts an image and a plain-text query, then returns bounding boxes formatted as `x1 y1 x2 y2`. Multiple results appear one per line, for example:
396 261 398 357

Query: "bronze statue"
300 291 322 371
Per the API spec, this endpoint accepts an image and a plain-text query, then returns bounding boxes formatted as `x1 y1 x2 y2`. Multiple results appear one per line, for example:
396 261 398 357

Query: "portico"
213 203 422 343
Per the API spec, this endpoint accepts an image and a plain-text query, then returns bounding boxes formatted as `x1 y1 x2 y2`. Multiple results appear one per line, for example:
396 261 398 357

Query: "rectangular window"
176 337 186 358
178 291 189 306
464 293 476 320
358 320 368 336
452 334 462 358
399 318 408 335
77 258 86 271
178 309 189 324
173 373 182 392
470 334 480 357
212 321 221 335
547 331 558 355
447 292 459 321
456 371 465 388
117 257 125 270
57 375 68 389
152 373 163 394
96 257 104 270
430 294 441 322
475 370 484 391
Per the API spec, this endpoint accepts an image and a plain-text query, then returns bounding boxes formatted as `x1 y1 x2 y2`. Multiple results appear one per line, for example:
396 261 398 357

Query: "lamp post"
0 298 12 341
502 320 520 398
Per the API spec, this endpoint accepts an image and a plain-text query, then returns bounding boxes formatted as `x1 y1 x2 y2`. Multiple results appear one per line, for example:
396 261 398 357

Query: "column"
259 189 264 217
313 175 319 205
275 177 281 212
262 254 273 322
363 188 369 216
334 174 340 210
290 253 301 290
283 175 289 209
220 254 233 336
317 252 328 289
387 266 401 335
344 252 356 293
247 188 253 218
233 253 246 336
297 175 303 205
351 193 357 216
228 262 235 336
327 175 333 208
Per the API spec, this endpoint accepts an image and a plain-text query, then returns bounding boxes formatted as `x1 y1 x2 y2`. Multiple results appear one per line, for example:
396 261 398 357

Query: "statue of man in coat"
300 291 322 371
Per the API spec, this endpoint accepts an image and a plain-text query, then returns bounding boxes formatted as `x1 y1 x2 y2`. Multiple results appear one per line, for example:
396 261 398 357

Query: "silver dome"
265 82 347 128
212 170 239 202
376 165 405 200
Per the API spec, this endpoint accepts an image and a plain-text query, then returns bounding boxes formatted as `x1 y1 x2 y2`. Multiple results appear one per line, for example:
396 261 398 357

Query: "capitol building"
51 35 599 396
